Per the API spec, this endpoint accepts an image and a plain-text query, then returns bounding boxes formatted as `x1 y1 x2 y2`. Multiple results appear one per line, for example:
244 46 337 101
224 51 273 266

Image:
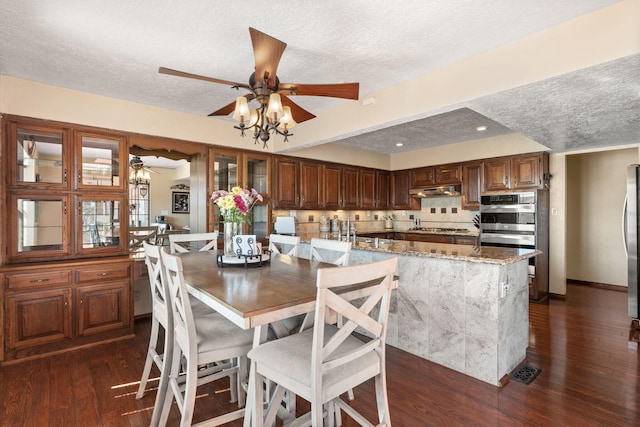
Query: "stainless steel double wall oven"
480 191 549 302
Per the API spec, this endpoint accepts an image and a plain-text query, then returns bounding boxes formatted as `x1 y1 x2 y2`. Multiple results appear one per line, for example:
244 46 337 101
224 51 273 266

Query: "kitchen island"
295 235 539 386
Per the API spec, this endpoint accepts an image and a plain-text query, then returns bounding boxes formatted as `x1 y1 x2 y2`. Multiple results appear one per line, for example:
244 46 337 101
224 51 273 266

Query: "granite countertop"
295 233 539 265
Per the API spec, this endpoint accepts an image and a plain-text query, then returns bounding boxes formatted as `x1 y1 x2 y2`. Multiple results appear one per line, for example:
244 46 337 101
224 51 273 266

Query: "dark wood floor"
1 283 638 426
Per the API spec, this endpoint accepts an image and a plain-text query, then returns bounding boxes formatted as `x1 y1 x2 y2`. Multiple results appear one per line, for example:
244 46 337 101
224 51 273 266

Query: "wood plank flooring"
1 283 638 426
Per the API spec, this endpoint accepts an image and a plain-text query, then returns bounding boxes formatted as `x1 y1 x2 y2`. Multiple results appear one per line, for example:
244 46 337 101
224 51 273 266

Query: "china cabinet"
1 116 133 365
3 118 128 263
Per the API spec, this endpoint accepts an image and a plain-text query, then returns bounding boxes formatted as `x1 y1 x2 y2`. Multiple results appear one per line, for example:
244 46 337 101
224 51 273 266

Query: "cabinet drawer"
6 270 72 291
76 263 130 283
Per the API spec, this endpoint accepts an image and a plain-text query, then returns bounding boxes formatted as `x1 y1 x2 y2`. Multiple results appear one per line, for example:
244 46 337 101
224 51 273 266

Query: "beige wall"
565 148 638 287
147 167 191 230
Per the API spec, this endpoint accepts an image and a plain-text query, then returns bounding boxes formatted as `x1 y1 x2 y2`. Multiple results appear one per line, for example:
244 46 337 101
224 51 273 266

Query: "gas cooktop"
407 227 470 233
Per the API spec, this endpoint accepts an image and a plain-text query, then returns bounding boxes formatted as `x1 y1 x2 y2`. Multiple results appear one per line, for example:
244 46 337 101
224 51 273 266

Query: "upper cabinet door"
243 152 271 199
7 122 71 190
75 131 127 191
7 193 72 261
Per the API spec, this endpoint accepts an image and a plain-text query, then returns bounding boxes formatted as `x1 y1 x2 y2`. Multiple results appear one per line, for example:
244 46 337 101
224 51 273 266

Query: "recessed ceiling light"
476 126 487 131
396 143 404 147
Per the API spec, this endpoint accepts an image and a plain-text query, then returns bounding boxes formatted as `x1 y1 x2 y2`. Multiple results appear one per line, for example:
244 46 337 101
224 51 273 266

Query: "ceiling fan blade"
208 94 255 117
143 166 161 175
159 67 249 89
279 82 360 100
281 96 316 124
249 27 286 87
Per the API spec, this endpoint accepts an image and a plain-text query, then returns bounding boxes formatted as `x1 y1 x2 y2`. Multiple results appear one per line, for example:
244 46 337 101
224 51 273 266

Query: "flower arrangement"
210 187 263 223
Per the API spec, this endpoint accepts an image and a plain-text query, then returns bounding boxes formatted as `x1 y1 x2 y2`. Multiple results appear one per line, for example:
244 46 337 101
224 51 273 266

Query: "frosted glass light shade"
265 93 283 120
232 96 250 121
278 106 296 129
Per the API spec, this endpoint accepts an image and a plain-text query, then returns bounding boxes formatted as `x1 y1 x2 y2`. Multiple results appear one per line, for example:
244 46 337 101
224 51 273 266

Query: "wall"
565 148 638 287
147 166 191 230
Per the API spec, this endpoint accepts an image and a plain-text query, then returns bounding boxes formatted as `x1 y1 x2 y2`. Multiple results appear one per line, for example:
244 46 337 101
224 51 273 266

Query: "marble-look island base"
297 239 536 386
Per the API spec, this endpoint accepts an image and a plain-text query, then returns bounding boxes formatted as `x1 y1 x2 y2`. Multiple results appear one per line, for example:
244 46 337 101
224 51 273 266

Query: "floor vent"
510 365 541 385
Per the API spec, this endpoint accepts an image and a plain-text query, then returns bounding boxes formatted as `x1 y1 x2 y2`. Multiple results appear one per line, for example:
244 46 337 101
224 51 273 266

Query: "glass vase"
223 222 241 257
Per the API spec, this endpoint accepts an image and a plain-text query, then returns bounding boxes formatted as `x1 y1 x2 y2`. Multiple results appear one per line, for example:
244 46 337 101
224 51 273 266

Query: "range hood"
409 184 461 198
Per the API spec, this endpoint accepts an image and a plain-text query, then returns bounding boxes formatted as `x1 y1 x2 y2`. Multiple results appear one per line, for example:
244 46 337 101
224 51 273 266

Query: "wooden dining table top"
180 251 387 331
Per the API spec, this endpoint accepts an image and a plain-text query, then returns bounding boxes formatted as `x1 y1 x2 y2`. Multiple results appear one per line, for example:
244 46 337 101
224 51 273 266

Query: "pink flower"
251 188 264 202
234 195 248 213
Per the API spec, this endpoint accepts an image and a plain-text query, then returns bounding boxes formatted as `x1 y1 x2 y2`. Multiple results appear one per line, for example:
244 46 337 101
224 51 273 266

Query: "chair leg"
180 354 199 427
374 373 391 426
158 345 182 427
253 368 265 427
136 317 161 399
149 326 173 427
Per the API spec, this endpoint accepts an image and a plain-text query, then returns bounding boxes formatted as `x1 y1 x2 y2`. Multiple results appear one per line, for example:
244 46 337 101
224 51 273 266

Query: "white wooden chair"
135 242 223 426
158 248 254 427
168 231 218 253
129 226 158 249
309 237 351 266
268 234 301 257
248 257 398 427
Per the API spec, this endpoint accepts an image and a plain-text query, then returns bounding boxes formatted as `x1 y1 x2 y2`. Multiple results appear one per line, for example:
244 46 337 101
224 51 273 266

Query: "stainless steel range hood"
409 184 461 198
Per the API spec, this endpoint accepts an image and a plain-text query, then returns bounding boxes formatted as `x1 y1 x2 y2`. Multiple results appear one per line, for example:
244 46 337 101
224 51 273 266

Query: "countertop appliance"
625 165 639 319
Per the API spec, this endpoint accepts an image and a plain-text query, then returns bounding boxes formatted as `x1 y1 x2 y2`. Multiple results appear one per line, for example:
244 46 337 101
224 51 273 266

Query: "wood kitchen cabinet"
483 153 548 193
375 170 390 209
435 164 462 184
323 164 343 210
273 157 323 209
461 161 483 210
411 164 461 187
273 157 300 209
391 170 419 210
411 166 435 187
342 166 360 209
299 160 323 209
360 168 376 209
2 257 133 364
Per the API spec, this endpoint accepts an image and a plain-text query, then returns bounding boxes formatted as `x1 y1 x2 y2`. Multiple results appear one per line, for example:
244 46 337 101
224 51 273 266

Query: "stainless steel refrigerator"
626 165 640 319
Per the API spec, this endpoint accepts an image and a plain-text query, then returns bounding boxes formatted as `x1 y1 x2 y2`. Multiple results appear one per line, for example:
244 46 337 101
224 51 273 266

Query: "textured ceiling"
0 0 637 159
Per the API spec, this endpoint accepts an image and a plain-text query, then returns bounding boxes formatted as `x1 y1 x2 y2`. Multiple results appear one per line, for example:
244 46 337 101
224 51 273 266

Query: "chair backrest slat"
268 234 301 257
309 238 351 266
169 232 218 254
142 242 170 328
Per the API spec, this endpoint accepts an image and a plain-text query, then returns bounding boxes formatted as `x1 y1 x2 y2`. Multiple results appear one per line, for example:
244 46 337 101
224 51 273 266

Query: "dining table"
178 250 397 427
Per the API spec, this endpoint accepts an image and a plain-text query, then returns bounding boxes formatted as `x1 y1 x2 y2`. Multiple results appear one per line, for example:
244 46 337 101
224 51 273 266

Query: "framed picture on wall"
172 191 190 214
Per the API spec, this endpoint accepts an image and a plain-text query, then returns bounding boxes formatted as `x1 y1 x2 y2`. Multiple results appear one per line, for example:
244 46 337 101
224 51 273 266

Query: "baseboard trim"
567 278 627 293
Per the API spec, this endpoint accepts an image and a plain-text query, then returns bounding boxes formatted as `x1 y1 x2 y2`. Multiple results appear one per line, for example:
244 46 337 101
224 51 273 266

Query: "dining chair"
158 248 254 427
309 237 351 266
135 242 225 426
268 234 301 256
248 256 398 427
129 226 158 249
168 231 218 253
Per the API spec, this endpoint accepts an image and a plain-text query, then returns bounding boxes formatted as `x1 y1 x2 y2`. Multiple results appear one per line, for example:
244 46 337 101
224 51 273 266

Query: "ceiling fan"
159 27 359 147
129 155 159 173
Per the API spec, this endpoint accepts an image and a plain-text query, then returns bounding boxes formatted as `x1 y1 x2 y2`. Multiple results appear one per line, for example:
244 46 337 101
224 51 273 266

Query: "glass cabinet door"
9 194 71 260
76 132 126 190
210 149 241 233
10 124 70 188
244 152 271 199
77 195 125 253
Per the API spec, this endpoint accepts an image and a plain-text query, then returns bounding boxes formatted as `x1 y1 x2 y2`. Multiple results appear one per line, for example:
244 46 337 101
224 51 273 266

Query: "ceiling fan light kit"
159 27 359 148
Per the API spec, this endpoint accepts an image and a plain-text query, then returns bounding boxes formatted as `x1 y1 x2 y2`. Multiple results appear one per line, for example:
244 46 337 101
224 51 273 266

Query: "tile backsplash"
273 196 479 234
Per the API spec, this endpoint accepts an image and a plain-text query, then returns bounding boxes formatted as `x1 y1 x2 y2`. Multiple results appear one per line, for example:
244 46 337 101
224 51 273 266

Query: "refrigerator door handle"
623 195 629 259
